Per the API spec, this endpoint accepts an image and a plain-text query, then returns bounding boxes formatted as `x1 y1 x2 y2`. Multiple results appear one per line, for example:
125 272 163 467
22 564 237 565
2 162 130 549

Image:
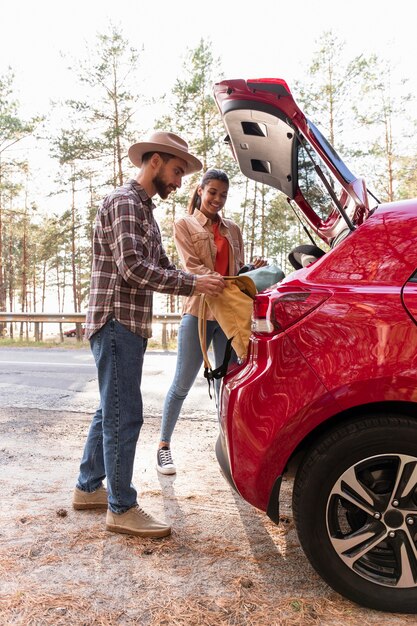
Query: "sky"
2 0 417 120
1 0 417 205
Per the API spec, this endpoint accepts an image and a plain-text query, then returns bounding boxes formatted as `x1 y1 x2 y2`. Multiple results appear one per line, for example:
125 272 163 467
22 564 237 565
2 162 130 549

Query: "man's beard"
153 172 174 200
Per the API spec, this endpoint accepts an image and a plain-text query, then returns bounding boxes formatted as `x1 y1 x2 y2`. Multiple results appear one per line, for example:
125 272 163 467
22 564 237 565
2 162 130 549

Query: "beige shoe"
106 505 171 538
73 485 108 510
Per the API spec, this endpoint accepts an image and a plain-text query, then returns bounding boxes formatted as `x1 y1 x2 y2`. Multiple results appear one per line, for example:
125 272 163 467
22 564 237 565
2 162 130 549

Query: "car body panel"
219 198 417 512
221 333 337 510
213 78 417 511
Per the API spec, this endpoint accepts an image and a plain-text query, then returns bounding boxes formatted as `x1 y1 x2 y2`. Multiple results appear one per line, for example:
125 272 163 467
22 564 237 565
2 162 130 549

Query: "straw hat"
128 131 202 175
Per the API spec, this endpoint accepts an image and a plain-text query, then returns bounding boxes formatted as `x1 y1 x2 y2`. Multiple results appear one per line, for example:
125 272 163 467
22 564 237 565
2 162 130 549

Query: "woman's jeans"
76 319 147 513
160 314 230 444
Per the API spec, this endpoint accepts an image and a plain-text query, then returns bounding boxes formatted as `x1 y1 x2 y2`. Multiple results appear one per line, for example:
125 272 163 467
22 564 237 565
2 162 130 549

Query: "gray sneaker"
156 446 176 475
106 505 171 538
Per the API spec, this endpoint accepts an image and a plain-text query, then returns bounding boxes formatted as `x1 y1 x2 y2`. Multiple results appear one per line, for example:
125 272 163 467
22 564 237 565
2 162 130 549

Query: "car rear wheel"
292 415 417 613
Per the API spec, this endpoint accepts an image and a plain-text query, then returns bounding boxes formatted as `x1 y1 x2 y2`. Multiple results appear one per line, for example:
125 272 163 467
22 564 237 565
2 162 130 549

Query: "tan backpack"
198 275 257 393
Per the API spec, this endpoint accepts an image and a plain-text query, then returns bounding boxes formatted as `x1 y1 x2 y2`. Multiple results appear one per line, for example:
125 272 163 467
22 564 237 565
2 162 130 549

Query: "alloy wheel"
326 453 417 588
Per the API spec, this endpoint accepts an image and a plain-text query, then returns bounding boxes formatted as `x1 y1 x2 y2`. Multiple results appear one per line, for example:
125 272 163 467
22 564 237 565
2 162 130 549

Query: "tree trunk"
56 258 64 342
249 183 258 261
20 210 28 340
385 112 394 202
62 246 67 311
112 60 124 187
70 173 78 314
8 215 14 338
241 178 249 258
0 160 6 336
40 260 47 340
260 184 265 258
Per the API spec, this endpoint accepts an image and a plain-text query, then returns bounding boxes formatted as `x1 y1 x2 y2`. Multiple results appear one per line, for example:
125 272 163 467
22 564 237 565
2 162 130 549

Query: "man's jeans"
160 314 230 443
76 319 147 513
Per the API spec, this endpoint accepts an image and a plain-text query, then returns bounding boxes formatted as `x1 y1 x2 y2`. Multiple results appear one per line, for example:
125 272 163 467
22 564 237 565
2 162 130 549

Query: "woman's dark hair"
187 168 229 214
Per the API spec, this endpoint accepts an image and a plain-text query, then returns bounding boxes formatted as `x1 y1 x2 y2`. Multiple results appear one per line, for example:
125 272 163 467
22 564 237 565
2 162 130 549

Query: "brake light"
252 296 274 333
252 289 330 334
247 77 292 96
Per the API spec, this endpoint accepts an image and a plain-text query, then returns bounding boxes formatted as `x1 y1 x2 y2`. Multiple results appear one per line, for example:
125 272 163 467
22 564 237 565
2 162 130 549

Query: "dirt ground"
1 402 416 625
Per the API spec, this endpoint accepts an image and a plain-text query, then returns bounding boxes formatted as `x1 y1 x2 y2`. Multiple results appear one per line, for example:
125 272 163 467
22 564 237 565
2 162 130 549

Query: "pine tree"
60 24 142 187
0 69 42 331
352 60 414 201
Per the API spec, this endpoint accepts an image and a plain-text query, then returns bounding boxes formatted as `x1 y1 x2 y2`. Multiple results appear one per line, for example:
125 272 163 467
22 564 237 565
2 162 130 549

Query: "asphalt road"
0 346 213 416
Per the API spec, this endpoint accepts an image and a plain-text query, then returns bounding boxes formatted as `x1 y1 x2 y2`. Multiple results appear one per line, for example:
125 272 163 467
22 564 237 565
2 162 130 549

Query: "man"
72 131 225 538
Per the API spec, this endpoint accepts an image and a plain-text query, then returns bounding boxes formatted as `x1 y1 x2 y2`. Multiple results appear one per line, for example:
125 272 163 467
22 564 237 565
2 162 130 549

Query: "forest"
1 26 416 339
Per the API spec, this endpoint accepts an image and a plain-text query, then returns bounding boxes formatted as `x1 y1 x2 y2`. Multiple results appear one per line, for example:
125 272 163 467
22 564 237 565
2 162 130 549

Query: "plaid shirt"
85 179 196 339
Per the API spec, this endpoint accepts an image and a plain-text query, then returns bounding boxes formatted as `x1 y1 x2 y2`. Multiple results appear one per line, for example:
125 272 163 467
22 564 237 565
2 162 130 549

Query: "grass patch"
0 338 88 349
0 336 178 351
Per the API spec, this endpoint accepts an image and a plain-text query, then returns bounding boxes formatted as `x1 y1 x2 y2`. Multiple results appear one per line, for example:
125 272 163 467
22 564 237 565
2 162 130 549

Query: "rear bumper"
266 475 282 524
216 429 283 524
215 433 238 493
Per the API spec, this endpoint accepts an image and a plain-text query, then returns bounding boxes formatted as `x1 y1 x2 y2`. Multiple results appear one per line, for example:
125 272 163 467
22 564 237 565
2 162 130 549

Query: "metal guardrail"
0 313 86 323
0 312 182 323
0 312 182 349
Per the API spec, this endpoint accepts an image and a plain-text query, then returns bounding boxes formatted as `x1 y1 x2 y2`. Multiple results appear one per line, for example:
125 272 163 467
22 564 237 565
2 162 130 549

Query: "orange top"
213 220 229 275
173 209 245 320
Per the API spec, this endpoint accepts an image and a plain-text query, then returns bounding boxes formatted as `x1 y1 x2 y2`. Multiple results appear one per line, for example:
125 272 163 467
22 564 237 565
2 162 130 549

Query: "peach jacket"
173 208 245 320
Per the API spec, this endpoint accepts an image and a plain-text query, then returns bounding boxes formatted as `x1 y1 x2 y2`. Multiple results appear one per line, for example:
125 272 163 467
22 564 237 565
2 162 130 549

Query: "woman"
157 169 258 475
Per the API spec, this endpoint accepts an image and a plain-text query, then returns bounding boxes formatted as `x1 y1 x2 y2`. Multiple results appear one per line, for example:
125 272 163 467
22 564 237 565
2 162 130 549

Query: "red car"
213 78 417 613
64 326 85 338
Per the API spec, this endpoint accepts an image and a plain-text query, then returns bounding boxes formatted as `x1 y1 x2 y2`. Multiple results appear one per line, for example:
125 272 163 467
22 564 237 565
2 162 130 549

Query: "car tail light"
252 289 330 334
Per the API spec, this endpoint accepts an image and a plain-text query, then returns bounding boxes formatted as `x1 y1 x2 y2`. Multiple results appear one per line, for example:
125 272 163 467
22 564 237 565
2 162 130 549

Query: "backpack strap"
198 296 210 370
198 295 233 399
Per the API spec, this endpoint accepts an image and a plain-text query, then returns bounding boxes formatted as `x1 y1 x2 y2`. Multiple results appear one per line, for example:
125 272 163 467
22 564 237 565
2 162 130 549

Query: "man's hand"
194 274 226 296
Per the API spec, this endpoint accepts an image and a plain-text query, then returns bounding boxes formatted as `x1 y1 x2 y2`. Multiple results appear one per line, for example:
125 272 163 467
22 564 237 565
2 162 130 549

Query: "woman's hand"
251 257 268 268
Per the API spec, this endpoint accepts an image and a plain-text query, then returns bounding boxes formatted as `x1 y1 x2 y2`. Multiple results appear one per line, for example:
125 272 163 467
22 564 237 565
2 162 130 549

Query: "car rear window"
297 141 345 223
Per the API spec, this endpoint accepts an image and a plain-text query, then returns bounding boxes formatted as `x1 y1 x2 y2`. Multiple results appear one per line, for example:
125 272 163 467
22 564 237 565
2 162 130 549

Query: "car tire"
292 414 417 613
